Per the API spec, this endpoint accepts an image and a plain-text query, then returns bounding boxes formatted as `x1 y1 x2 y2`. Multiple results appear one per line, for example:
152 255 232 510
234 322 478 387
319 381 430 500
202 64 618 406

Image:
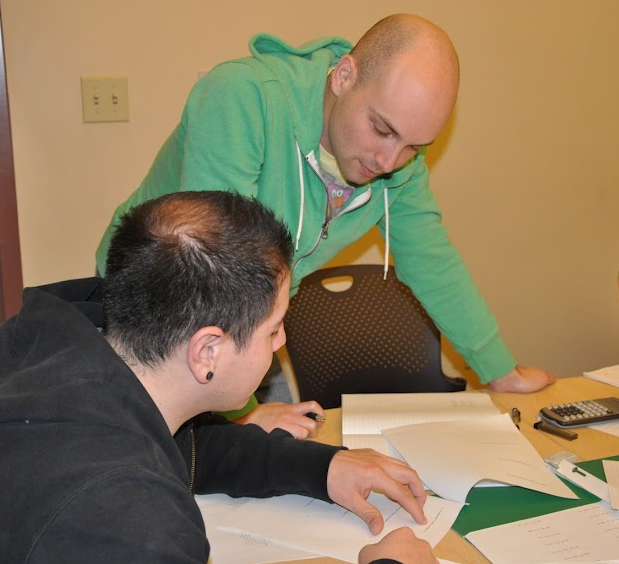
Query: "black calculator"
539 396 619 427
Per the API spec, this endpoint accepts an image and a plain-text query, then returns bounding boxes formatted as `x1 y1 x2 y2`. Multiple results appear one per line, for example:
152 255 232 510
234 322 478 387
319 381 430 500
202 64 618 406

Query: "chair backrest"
283 265 466 408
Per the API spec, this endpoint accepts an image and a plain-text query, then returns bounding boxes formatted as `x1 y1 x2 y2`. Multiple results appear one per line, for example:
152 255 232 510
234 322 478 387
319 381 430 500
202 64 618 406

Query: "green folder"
452 454 619 536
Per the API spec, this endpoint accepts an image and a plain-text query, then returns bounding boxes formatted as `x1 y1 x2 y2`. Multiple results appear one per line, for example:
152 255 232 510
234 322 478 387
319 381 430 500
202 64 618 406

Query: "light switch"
81 76 129 123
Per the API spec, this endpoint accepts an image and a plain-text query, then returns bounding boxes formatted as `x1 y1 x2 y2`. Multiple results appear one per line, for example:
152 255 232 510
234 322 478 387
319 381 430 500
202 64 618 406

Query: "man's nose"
375 145 402 173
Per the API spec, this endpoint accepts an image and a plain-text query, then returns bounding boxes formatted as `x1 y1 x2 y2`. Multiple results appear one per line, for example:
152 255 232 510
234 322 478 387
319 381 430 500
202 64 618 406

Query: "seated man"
0 191 436 564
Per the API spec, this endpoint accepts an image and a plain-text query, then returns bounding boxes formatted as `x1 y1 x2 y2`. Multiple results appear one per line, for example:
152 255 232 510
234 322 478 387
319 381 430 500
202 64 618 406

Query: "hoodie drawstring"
295 142 305 251
294 142 390 280
383 187 390 279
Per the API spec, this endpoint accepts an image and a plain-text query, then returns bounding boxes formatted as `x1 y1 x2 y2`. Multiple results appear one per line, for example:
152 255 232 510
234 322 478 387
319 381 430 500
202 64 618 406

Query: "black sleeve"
189 414 344 501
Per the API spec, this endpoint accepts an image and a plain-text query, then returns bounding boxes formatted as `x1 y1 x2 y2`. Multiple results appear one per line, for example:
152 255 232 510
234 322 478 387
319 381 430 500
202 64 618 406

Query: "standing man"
96 14 556 434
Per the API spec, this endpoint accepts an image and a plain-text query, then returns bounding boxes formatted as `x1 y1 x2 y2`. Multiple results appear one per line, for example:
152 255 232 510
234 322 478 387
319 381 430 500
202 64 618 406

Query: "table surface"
269 376 619 564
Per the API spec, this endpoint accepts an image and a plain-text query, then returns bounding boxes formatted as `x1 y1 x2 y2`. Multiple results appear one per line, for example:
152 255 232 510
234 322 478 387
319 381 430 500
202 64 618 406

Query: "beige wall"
1 0 618 378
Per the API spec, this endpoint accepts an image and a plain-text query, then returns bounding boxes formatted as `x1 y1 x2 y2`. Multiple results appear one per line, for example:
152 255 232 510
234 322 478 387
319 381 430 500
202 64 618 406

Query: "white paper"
195 493 316 564
342 433 405 458
382 413 577 503
217 492 464 564
603 459 619 510
465 502 619 564
551 459 610 505
593 420 619 438
583 364 619 387
342 392 500 455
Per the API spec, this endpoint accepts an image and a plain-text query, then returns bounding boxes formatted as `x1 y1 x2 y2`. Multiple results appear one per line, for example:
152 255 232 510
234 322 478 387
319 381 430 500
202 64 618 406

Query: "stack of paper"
342 392 576 503
583 364 619 388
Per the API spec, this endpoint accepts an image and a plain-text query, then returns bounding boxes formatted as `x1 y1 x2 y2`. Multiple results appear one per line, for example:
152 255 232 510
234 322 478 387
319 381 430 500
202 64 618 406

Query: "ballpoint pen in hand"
305 412 325 422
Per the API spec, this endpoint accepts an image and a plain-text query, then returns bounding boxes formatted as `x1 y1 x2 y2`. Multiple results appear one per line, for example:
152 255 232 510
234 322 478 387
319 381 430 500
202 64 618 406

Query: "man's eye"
372 123 390 137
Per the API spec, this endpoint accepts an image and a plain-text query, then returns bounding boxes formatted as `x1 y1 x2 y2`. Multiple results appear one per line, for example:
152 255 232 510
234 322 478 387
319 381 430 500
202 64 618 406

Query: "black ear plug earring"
206 371 214 381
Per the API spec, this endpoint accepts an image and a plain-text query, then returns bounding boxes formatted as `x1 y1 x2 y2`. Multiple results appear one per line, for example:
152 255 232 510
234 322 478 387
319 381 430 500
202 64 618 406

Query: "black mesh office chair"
281 265 466 408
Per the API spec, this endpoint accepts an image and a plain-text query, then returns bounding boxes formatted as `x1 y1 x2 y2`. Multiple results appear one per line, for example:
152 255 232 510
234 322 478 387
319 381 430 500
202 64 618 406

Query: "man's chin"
343 171 371 187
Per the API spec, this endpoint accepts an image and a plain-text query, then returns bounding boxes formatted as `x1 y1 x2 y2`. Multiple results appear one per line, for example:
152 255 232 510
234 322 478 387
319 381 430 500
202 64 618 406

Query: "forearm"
384 166 516 383
192 419 343 500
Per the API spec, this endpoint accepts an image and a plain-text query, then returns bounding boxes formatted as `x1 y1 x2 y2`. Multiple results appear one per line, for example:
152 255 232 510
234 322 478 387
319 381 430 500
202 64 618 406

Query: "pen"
534 420 578 441
305 412 325 422
510 407 521 430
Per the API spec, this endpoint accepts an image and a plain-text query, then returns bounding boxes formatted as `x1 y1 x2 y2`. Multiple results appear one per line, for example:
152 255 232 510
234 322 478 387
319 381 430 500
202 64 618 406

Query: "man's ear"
330 54 357 96
187 326 224 384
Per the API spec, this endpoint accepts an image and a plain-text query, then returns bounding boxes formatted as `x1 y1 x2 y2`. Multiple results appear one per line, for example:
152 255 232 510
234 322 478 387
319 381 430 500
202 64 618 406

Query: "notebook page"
342 392 500 435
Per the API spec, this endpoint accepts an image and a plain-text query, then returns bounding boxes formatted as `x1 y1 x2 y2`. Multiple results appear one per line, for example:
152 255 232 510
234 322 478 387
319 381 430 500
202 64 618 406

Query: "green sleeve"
380 158 516 383
215 394 259 421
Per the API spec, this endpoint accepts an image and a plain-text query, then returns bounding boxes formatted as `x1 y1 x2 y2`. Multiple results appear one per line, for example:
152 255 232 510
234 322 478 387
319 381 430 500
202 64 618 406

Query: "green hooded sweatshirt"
96 34 516 416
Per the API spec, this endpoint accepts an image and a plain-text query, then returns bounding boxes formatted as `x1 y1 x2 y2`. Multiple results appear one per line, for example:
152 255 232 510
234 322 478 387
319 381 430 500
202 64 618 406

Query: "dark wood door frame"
0 6 23 322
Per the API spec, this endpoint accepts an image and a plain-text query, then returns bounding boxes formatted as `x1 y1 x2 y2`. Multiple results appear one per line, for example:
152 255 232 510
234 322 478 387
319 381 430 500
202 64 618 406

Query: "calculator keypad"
548 400 612 422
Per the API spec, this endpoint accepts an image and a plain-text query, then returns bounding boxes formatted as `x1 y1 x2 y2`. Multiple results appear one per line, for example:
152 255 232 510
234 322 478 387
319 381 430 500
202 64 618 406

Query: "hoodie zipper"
291 183 371 278
189 426 196 493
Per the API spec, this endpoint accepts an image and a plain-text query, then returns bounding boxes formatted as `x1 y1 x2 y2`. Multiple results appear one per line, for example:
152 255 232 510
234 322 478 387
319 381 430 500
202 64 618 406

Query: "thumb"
355 500 385 535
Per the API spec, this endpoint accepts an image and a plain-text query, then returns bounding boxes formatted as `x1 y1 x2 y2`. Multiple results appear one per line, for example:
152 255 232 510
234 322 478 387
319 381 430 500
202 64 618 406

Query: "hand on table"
488 365 558 394
234 400 325 439
327 449 427 535
359 527 438 564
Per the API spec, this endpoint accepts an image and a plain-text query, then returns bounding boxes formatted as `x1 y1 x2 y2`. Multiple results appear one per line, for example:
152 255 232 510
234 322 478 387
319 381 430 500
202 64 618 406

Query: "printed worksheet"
465 502 619 564
382 413 577 503
216 492 464 564
195 494 315 564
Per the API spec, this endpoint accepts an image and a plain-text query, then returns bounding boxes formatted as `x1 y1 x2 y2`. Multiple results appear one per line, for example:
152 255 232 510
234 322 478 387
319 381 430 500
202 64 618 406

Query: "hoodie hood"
248 33 352 155
0 282 166 438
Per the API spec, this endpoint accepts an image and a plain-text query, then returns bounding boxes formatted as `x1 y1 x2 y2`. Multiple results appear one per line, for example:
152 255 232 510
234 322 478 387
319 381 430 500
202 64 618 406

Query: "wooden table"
274 377 619 564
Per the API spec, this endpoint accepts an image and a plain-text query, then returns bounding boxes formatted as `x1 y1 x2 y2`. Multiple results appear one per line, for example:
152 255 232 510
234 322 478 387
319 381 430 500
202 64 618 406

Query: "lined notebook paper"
342 392 500 455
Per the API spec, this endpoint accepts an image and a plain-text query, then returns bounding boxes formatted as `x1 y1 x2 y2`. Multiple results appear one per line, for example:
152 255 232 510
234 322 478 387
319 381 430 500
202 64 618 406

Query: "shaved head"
322 13 460 185
350 14 459 89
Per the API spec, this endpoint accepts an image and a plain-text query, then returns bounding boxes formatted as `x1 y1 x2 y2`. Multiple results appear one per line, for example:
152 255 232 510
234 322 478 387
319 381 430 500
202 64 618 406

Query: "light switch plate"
81 76 129 123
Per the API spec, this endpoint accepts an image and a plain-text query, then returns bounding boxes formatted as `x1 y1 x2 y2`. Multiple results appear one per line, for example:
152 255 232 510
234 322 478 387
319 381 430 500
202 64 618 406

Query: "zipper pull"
321 222 329 239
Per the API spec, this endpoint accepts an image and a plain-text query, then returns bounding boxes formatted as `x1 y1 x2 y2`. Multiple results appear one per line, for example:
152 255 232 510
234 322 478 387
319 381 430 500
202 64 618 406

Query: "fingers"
376 456 428 507
489 365 558 394
238 402 325 439
375 472 427 525
291 400 326 419
348 496 385 535
353 451 427 522
546 370 559 385
327 450 428 535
